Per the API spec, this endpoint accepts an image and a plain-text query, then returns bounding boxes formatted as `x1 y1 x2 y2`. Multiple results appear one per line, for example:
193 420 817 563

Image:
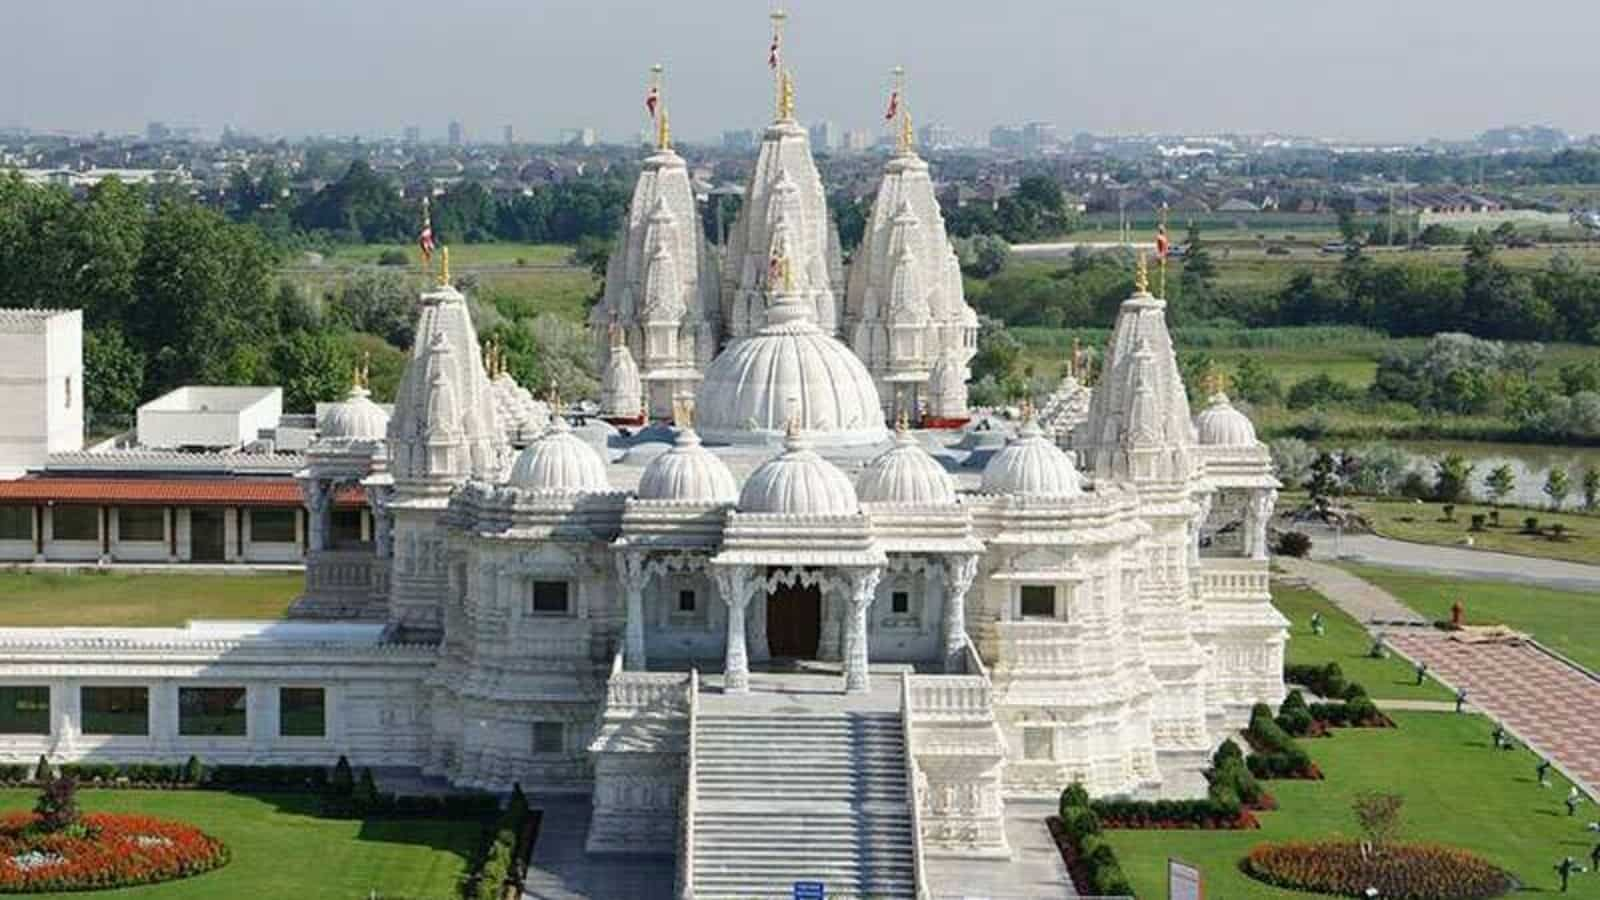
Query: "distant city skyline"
6 0 1600 143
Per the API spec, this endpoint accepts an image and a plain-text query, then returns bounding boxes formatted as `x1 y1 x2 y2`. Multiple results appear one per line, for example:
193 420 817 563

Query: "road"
1298 523 1600 593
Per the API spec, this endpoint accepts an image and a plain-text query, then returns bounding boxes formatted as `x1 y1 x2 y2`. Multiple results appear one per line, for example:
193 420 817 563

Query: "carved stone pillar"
747 582 770 664
842 567 882 694
714 566 756 694
1192 491 1214 567
1246 489 1276 560
303 479 331 553
941 554 979 673
615 552 648 671
366 483 395 559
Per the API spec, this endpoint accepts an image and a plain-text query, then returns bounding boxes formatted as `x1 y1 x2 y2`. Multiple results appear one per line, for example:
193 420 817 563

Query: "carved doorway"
767 581 822 659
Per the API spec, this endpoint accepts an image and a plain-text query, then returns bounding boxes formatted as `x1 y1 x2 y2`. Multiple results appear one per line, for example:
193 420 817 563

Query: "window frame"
0 686 50 735
530 580 571 616
116 506 165 543
329 508 365 547
677 589 697 613
1019 584 1058 620
1022 726 1055 761
532 720 564 755
178 686 248 738
0 506 31 542
250 508 297 544
278 687 327 738
80 686 150 736
51 505 99 542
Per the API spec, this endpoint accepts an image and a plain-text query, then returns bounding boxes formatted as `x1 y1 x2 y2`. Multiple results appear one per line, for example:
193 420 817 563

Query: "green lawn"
315 241 575 268
1106 711 1596 898
1272 583 1452 702
0 789 479 899
0 573 299 626
1342 563 1600 673
1344 497 1600 566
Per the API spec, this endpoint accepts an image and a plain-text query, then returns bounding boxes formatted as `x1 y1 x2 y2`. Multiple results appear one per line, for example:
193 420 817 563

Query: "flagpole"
771 8 788 121
1158 202 1170 300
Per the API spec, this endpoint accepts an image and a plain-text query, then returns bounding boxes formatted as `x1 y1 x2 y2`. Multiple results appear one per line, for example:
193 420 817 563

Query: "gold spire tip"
1134 251 1150 294
437 246 451 287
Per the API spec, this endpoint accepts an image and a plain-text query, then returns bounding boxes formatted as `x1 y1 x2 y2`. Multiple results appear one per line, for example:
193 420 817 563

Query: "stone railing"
601 652 690 716
1200 558 1271 598
900 672 931 900
677 667 700 900
306 549 376 593
961 634 991 681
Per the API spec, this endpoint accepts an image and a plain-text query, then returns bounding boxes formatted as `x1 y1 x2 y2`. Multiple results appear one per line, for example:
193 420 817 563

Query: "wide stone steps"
689 712 918 900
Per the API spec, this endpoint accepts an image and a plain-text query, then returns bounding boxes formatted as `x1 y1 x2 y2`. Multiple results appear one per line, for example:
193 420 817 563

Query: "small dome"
638 428 738 504
858 425 957 505
980 417 1082 498
320 385 390 441
738 428 859 516
507 416 609 494
1195 393 1258 447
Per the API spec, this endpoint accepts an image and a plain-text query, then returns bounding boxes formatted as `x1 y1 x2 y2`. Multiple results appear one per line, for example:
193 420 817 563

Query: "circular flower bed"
1244 840 1514 899
0 812 228 892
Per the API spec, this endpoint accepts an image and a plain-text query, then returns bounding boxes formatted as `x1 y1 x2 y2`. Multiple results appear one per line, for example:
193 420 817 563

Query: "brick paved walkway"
1388 632 1600 801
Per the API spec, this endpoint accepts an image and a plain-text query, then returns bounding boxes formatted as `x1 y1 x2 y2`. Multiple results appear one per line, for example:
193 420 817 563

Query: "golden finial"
1134 251 1150 294
895 406 911 434
359 351 371 389
1069 337 1083 379
1203 365 1230 398
651 64 671 151
672 394 695 430
437 245 451 287
547 380 563 417
779 70 796 122
781 252 794 293
658 107 672 152
900 109 915 156
770 9 789 120
1020 396 1036 422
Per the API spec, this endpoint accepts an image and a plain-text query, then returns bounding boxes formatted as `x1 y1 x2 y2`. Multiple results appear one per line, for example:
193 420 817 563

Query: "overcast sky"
6 0 1598 143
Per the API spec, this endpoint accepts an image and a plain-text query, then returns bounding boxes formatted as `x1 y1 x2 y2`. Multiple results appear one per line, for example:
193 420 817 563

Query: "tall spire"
650 63 672 151
890 65 914 156
770 8 789 121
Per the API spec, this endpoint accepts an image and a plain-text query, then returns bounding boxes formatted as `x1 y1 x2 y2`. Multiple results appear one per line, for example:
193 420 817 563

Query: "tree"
1433 454 1475 504
271 331 354 412
829 193 870 254
1485 464 1516 507
1352 791 1404 857
1583 466 1600 512
1544 467 1572 511
1307 452 1341 509
1232 356 1283 405
83 327 146 433
955 234 1010 278
328 270 417 348
33 776 80 833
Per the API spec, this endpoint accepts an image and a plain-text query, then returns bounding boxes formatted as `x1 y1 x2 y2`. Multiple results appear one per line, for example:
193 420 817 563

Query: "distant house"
1216 197 1258 213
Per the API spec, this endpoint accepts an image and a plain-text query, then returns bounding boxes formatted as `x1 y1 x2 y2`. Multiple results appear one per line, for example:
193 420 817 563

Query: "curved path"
1298 523 1600 593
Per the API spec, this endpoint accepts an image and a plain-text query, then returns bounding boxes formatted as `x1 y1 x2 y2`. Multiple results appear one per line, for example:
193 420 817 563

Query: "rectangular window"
52 505 98 542
80 686 149 736
178 687 247 737
278 687 326 738
531 580 570 615
891 591 911 615
330 509 364 547
117 507 165 542
250 508 297 543
0 686 50 734
0 506 31 541
532 721 564 755
1023 727 1054 761
1020 585 1057 619
678 589 697 613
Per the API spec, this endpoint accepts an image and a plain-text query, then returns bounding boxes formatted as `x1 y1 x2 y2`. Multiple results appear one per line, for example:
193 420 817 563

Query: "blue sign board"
793 882 825 900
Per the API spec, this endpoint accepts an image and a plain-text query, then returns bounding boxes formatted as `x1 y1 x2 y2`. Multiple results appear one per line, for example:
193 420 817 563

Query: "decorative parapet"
905 638 1010 858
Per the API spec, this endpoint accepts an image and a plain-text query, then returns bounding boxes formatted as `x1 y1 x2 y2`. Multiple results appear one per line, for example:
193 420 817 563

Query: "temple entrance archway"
766 581 821 659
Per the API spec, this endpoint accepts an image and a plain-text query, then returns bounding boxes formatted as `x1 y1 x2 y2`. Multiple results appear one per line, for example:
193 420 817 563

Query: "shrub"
33 777 80 833
376 249 410 266
1059 782 1091 815
1275 531 1313 558
1211 756 1263 807
184 756 203 785
32 756 49 783
1441 503 1456 521
1521 516 1541 535
1469 513 1487 532
354 768 380 811
330 756 354 796
1212 739 1244 769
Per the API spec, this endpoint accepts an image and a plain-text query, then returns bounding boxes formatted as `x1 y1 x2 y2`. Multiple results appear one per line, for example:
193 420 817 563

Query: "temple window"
678 589 697 613
279 687 326 738
1019 585 1057 620
330 508 365 547
179 687 247 737
1022 727 1054 761
80 686 149 736
530 580 571 616
891 590 910 615
0 506 31 541
0 686 50 734
532 721 564 755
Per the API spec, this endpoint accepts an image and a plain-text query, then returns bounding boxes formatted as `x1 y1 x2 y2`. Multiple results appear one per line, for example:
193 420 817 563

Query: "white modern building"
0 41 1286 899
0 309 83 477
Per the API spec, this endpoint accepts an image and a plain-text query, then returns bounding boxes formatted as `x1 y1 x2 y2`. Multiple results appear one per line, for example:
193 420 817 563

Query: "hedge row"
466 784 533 900
1281 663 1390 732
1245 703 1322 779
1054 785 1134 897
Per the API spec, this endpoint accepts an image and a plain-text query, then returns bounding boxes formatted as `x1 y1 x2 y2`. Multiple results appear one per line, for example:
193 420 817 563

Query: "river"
1367 440 1600 509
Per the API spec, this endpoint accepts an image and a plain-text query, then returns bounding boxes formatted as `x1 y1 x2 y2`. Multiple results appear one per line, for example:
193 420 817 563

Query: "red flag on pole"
646 84 659 119
1155 224 1170 259
884 90 900 122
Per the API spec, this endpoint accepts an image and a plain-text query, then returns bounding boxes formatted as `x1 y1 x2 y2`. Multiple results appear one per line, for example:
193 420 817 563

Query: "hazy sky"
7 0 1599 143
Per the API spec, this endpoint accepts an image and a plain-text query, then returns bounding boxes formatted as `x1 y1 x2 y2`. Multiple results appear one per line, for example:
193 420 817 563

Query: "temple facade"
0 25 1285 896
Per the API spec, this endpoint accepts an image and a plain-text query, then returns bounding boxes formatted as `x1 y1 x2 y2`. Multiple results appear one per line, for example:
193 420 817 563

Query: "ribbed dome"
320 385 390 441
858 425 957 505
637 428 738 504
980 417 1082 498
738 428 859 516
507 416 609 494
697 286 887 449
1195 393 1258 447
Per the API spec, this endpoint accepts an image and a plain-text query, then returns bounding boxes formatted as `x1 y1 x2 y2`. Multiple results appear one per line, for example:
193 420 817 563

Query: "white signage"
1169 858 1203 900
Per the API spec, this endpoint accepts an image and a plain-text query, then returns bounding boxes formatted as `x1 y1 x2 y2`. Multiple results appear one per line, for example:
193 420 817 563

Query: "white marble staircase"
689 711 919 899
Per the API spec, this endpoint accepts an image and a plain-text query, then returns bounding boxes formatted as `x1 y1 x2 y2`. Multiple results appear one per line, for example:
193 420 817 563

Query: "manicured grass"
1272 582 1452 702
1342 563 1600 674
1106 711 1596 898
1344 497 1600 566
0 789 479 899
316 241 575 268
0 573 299 626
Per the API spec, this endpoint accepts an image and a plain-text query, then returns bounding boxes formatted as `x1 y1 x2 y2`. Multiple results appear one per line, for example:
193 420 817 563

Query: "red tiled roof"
0 478 366 508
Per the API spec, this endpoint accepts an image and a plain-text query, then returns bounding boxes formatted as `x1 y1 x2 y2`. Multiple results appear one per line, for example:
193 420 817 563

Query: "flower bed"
0 811 229 893
1243 840 1514 899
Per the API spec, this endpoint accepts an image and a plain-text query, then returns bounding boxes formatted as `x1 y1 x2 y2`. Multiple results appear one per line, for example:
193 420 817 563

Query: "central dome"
697 285 887 448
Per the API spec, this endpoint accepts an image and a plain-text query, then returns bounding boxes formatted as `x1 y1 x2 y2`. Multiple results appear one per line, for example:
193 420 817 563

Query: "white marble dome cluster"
319 384 390 442
736 427 860 516
507 415 610 494
857 424 957 506
1194 392 1258 447
979 417 1082 498
636 426 738 505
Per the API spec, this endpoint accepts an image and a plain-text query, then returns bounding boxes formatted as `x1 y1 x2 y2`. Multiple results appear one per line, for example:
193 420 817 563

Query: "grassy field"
0 572 299 626
1342 563 1600 673
310 241 576 268
1272 582 1451 702
1345 497 1600 566
0 789 479 899
1105 711 1596 898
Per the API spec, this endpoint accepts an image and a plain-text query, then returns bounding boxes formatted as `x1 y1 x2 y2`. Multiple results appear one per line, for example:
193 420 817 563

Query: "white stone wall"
0 310 83 478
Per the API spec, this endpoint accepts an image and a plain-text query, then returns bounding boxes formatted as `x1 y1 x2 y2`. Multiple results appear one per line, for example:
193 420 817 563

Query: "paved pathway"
1300 523 1600 593
522 796 674 900
1275 556 1429 626
925 800 1077 899
1386 633 1600 803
